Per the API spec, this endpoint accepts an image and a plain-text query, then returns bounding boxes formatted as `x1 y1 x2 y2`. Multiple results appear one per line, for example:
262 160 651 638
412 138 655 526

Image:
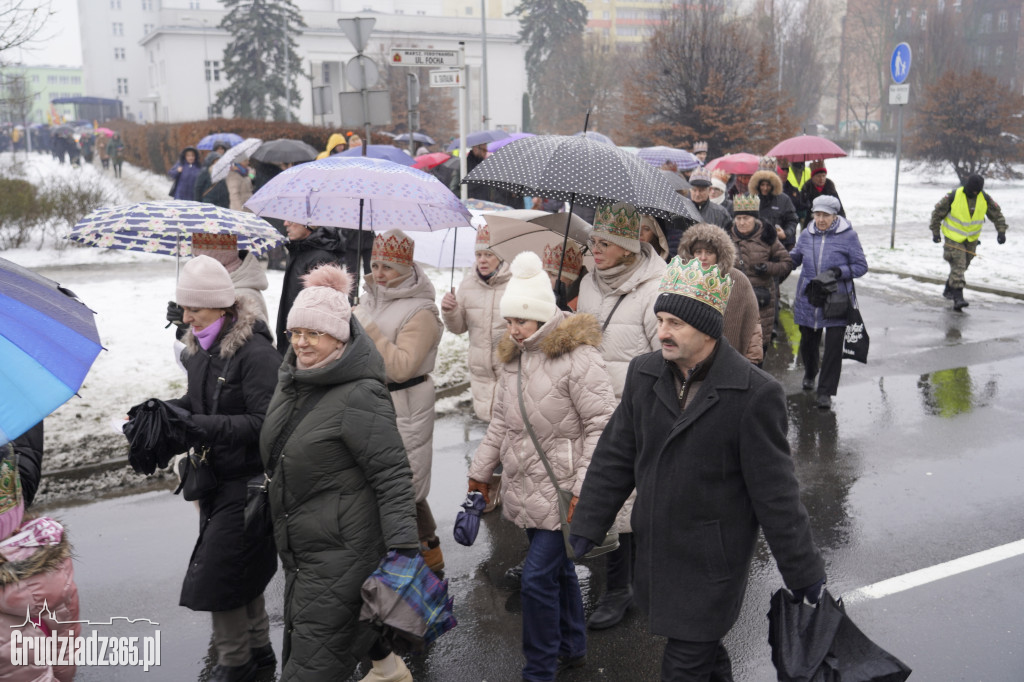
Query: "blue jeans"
521 529 586 681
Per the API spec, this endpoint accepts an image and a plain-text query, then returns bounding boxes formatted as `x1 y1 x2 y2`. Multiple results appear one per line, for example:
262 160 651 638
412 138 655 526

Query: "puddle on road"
916 366 997 418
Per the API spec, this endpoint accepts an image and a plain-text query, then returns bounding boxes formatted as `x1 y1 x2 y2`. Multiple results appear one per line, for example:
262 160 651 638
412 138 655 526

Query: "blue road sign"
891 43 912 84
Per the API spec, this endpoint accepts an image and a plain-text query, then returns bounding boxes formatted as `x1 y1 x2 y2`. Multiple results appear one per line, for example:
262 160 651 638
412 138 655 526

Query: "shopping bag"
842 308 869 364
768 588 912 682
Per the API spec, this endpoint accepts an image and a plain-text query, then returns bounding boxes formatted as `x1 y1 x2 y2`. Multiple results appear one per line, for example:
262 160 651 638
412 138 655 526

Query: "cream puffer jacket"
355 264 444 502
468 312 616 532
441 263 511 421
576 242 667 398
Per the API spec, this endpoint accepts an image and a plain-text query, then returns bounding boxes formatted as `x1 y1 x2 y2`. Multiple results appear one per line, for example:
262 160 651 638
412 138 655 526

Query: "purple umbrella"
637 146 701 171
453 492 487 546
487 132 535 153
446 129 511 152
338 144 416 166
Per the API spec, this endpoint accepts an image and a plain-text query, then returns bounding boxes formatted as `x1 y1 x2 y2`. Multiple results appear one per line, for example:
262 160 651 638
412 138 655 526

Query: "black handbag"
753 285 773 309
244 388 328 538
824 290 851 319
174 357 231 501
516 358 618 561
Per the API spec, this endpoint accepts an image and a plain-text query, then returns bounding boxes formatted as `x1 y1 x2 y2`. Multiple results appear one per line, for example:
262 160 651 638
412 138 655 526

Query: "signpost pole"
888 42 911 250
890 104 903 249
459 41 468 202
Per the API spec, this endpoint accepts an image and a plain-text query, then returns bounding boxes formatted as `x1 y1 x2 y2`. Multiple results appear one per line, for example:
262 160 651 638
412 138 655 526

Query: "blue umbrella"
0 257 102 445
637 146 701 171
338 145 415 166
394 132 437 145
453 492 487 546
196 132 243 150
446 129 511 152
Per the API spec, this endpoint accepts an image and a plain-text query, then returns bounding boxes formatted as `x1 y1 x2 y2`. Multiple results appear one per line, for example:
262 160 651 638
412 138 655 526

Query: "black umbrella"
250 139 319 165
395 132 436 145
123 398 200 475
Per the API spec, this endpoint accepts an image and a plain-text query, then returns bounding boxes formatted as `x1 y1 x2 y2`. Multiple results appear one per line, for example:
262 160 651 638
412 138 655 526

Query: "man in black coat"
276 222 347 355
194 150 230 209
687 167 733 231
571 256 825 681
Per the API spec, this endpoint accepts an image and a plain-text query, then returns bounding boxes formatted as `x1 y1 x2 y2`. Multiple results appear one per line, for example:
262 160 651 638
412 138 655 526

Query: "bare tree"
0 72 36 156
0 1 53 64
373 43 457 146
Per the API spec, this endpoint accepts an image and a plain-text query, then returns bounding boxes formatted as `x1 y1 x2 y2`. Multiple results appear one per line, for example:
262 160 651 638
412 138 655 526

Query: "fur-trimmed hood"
677 223 736 274
497 311 602 363
182 295 270 359
0 524 71 586
750 169 783 197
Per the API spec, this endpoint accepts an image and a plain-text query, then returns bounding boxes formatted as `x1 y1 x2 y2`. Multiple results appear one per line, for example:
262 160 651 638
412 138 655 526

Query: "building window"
110 0 121 8
465 6 472 14
117 78 129 95
321 63 330 84
998 10 1008 32
205 60 221 82
920 9 927 30
994 45 1004 65
112 22 124 36
142 0 153 9
602 11 609 19
144 23 154 34
47 75 57 83
979 13 992 34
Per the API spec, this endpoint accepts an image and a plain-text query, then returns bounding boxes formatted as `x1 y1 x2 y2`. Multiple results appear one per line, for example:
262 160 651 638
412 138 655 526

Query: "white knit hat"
176 255 236 308
287 264 354 343
500 251 557 323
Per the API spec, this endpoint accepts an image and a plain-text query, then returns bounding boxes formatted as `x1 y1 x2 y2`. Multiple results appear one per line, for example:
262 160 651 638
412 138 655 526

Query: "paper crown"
711 168 731 183
758 156 777 171
543 241 583 278
659 256 732 316
689 166 713 187
733 194 760 214
693 141 708 153
372 230 415 267
191 232 238 251
810 160 827 174
593 202 640 241
475 226 493 252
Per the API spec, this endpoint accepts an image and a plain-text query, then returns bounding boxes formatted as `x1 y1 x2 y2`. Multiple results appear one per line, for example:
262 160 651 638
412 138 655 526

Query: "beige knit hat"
176 255 236 308
500 251 557 323
287 263 354 343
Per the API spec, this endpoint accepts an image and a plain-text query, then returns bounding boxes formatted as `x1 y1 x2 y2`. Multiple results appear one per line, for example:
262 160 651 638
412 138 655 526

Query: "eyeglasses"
587 238 612 253
285 329 325 345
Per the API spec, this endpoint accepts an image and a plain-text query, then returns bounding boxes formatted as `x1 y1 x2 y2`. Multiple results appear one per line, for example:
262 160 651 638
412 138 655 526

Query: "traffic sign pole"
889 43 911 250
459 42 468 202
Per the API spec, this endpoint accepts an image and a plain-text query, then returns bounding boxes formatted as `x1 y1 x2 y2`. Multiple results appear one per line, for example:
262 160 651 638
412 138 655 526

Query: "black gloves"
997 232 1006 245
933 234 942 244
828 266 842 279
166 301 186 328
753 263 769 275
791 577 826 604
569 534 595 560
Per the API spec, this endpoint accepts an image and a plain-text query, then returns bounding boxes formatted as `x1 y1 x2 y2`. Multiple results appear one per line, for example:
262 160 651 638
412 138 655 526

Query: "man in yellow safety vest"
929 174 1008 311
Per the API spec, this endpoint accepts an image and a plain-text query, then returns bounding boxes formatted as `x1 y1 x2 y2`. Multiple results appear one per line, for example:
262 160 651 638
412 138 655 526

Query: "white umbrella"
211 137 262 182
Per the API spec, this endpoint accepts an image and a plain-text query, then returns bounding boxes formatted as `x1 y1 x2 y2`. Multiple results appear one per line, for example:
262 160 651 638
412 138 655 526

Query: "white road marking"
843 538 1024 605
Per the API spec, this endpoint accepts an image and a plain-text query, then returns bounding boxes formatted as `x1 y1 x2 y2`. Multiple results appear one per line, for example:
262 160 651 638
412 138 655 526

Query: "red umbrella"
705 152 760 175
767 135 847 163
412 152 451 170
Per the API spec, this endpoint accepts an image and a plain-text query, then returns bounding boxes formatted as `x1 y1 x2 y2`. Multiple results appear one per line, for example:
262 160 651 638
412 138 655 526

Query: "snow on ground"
1 150 1020 501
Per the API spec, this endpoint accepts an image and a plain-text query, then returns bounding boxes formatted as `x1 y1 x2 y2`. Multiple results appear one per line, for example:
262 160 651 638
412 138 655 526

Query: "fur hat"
592 202 642 253
287 263 354 343
176 255 236 308
811 195 842 215
692 141 708 153
500 251 558 323
543 241 584 280
810 160 827 176
372 229 415 275
688 167 713 188
677 222 737 273
654 256 732 339
733 194 760 217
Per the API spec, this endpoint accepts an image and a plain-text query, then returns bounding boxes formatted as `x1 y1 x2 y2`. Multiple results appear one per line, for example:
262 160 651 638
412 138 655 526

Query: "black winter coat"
800 178 845 218
12 421 43 508
276 228 347 354
171 300 281 612
194 152 230 208
757 192 800 249
694 199 733 230
260 318 418 680
572 340 825 642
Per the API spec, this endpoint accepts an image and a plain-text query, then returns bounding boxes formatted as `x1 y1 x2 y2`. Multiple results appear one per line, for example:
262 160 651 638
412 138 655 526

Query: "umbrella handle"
354 200 364 305
554 192 576 309
450 228 458 291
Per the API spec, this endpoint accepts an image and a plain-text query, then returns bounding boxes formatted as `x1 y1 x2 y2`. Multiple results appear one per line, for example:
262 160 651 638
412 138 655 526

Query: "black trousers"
799 325 845 397
661 638 734 682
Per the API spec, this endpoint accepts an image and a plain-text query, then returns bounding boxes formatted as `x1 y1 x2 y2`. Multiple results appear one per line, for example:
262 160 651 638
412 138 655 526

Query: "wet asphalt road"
41 273 1024 681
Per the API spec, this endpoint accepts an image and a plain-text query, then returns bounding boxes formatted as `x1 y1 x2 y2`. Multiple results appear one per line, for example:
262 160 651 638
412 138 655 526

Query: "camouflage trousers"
943 238 977 288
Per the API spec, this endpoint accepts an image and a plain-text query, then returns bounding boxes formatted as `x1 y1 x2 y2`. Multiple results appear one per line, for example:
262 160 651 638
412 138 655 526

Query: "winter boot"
359 653 413 682
816 394 832 410
504 557 526 587
952 288 969 311
942 279 954 300
587 587 633 630
250 644 276 672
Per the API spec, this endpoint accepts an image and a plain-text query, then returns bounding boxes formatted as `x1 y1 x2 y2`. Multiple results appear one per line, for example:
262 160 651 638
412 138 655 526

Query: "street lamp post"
182 16 212 119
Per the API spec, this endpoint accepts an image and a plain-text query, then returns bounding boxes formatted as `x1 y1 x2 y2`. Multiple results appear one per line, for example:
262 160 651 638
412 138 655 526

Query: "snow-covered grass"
1 150 1021 502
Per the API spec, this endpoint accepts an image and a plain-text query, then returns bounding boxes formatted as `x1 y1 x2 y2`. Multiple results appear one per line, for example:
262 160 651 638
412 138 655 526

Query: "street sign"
429 69 462 88
891 42 911 84
339 90 392 127
889 84 910 105
345 55 379 90
337 17 375 53
390 48 461 67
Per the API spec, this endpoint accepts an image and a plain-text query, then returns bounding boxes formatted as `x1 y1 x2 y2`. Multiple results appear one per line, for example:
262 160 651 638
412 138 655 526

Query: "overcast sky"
12 0 83 68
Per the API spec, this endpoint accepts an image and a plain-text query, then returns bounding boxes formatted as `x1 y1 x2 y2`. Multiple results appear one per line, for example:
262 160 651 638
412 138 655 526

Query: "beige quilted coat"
441 263 512 421
468 312 616 532
355 264 443 502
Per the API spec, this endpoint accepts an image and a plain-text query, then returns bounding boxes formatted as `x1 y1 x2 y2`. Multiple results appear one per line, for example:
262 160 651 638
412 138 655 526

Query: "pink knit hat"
176 255 236 308
287 263 354 343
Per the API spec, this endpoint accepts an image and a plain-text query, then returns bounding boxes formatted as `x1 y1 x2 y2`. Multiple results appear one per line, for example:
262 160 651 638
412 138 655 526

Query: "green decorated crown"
733 194 760 214
659 256 732 315
593 202 640 241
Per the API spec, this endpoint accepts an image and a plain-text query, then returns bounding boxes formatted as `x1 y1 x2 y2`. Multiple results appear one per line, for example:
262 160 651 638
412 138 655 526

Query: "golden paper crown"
475 226 492 252
372 230 414 267
659 256 732 316
711 168 731 183
191 232 238 250
543 242 583 278
693 141 708 153
593 202 640 241
758 156 777 171
733 194 760 214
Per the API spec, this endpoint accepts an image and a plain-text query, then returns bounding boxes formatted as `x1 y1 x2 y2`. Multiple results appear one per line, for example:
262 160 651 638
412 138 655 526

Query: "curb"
870 268 1024 302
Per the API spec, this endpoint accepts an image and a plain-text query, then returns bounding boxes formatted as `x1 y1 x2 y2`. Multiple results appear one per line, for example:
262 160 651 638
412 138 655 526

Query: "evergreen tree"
509 0 587 98
216 0 306 121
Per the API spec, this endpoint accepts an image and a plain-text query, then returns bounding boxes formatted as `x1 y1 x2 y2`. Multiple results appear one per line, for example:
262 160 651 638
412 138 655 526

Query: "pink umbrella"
94 127 115 137
412 152 451 170
767 135 847 163
705 153 760 175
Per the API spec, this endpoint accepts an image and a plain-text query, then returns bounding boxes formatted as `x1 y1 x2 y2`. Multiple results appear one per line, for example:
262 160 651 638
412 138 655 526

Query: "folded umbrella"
453 491 487 546
804 270 838 308
123 398 198 475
